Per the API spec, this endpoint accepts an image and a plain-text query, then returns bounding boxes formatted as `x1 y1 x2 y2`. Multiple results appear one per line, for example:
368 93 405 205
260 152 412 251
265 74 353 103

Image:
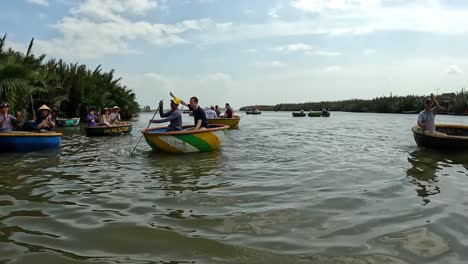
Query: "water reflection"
406 149 468 205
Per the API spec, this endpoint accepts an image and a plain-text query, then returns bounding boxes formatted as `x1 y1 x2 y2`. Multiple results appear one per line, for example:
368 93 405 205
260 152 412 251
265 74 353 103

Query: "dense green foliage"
241 92 468 113
0 34 139 121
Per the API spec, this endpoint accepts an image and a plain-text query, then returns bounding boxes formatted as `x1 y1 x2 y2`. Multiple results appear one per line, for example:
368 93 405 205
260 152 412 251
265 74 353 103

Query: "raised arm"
170 92 188 107
431 94 440 112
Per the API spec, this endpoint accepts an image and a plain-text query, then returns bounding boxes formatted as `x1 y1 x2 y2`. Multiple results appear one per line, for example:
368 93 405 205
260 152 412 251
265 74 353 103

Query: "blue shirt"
0 114 17 132
152 108 182 130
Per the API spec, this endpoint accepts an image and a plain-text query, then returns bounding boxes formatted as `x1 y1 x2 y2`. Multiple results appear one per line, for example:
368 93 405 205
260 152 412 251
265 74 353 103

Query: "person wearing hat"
0 103 21 132
86 106 98 127
150 97 182 131
417 93 440 132
35 104 56 132
170 92 208 130
223 103 234 118
110 106 121 125
101 108 112 127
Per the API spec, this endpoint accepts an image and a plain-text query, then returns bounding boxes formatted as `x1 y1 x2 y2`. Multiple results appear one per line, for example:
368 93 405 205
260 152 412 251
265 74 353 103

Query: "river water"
1 112 467 264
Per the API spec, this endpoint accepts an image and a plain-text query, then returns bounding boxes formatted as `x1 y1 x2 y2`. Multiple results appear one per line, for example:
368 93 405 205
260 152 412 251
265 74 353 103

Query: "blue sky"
2 0 468 108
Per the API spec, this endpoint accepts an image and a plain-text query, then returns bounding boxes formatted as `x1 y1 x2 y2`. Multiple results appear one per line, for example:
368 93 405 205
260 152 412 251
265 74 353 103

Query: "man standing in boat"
417 93 440 132
170 92 208 130
0 103 21 132
150 97 182 131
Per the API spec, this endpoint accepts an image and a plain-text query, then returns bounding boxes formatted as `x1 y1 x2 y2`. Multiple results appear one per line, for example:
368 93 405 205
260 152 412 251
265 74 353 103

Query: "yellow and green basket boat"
143 124 229 153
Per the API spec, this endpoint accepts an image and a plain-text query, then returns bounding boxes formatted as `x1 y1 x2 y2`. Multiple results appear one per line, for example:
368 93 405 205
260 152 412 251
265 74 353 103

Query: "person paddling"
170 92 208 130
149 97 182 131
223 103 234 118
0 103 21 132
417 93 441 132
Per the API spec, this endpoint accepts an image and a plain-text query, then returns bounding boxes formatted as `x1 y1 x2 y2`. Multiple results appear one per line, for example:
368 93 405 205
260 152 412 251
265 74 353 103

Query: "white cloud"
268 8 280 19
29 0 213 59
274 43 314 52
314 50 342 56
291 0 381 13
27 0 49 7
363 49 376 55
244 9 254 15
243 48 258 53
206 72 231 81
446 65 463 75
322 65 341 72
253 60 286 68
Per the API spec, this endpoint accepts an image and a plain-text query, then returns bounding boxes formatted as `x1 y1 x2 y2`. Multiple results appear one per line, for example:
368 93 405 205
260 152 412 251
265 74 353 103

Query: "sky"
2 0 468 108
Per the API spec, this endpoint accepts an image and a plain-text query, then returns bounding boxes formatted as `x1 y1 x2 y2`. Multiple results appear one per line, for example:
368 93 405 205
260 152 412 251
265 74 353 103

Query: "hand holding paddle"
130 102 161 157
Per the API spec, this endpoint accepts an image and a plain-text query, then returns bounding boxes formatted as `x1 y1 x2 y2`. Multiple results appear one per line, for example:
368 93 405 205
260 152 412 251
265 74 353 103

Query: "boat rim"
85 124 132 129
0 131 62 137
143 124 229 135
411 124 468 141
208 115 240 120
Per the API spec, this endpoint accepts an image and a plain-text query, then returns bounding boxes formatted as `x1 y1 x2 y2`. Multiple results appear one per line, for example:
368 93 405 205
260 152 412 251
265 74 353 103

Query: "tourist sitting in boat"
86 106 98 127
110 106 121 125
35 104 56 132
215 105 221 117
0 103 21 132
170 92 208 130
417 94 441 132
205 106 217 119
150 97 182 131
223 103 234 118
101 108 112 126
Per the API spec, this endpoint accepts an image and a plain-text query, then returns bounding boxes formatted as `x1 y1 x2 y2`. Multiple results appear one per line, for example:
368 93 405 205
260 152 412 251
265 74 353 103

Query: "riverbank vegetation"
0 34 139 121
241 91 468 114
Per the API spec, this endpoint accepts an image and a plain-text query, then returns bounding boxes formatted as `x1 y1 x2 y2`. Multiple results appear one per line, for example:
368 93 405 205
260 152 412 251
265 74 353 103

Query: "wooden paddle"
130 104 161 157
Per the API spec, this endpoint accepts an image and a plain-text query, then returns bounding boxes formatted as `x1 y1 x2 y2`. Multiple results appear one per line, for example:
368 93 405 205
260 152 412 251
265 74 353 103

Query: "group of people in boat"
86 106 123 127
149 92 234 132
1 103 57 133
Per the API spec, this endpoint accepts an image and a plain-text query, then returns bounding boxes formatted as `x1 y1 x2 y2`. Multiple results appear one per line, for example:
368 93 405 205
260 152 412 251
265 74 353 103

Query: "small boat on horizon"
292 112 306 117
143 124 229 153
0 131 62 152
412 124 468 150
85 123 133 136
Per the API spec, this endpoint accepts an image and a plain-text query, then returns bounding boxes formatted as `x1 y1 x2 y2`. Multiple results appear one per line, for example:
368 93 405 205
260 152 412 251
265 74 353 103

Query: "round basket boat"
292 112 306 117
143 124 229 153
85 124 133 136
0 131 62 152
412 124 468 150
207 115 240 129
56 117 80 127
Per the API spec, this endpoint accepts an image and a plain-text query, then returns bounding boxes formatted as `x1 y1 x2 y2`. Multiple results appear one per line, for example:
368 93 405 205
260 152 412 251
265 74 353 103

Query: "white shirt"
110 112 121 123
418 108 436 131
205 109 217 119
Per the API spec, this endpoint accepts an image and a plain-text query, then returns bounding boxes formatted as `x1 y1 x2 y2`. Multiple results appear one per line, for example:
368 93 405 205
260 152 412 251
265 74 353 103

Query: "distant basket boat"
143 124 229 153
246 110 261 115
207 115 240 129
308 112 321 117
85 124 133 136
402 110 419 114
412 124 468 150
0 131 62 152
56 117 80 127
292 112 306 117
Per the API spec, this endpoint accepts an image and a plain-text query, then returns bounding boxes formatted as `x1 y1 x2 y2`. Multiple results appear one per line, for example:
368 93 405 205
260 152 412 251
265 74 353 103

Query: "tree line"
241 92 468 113
0 34 139 121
